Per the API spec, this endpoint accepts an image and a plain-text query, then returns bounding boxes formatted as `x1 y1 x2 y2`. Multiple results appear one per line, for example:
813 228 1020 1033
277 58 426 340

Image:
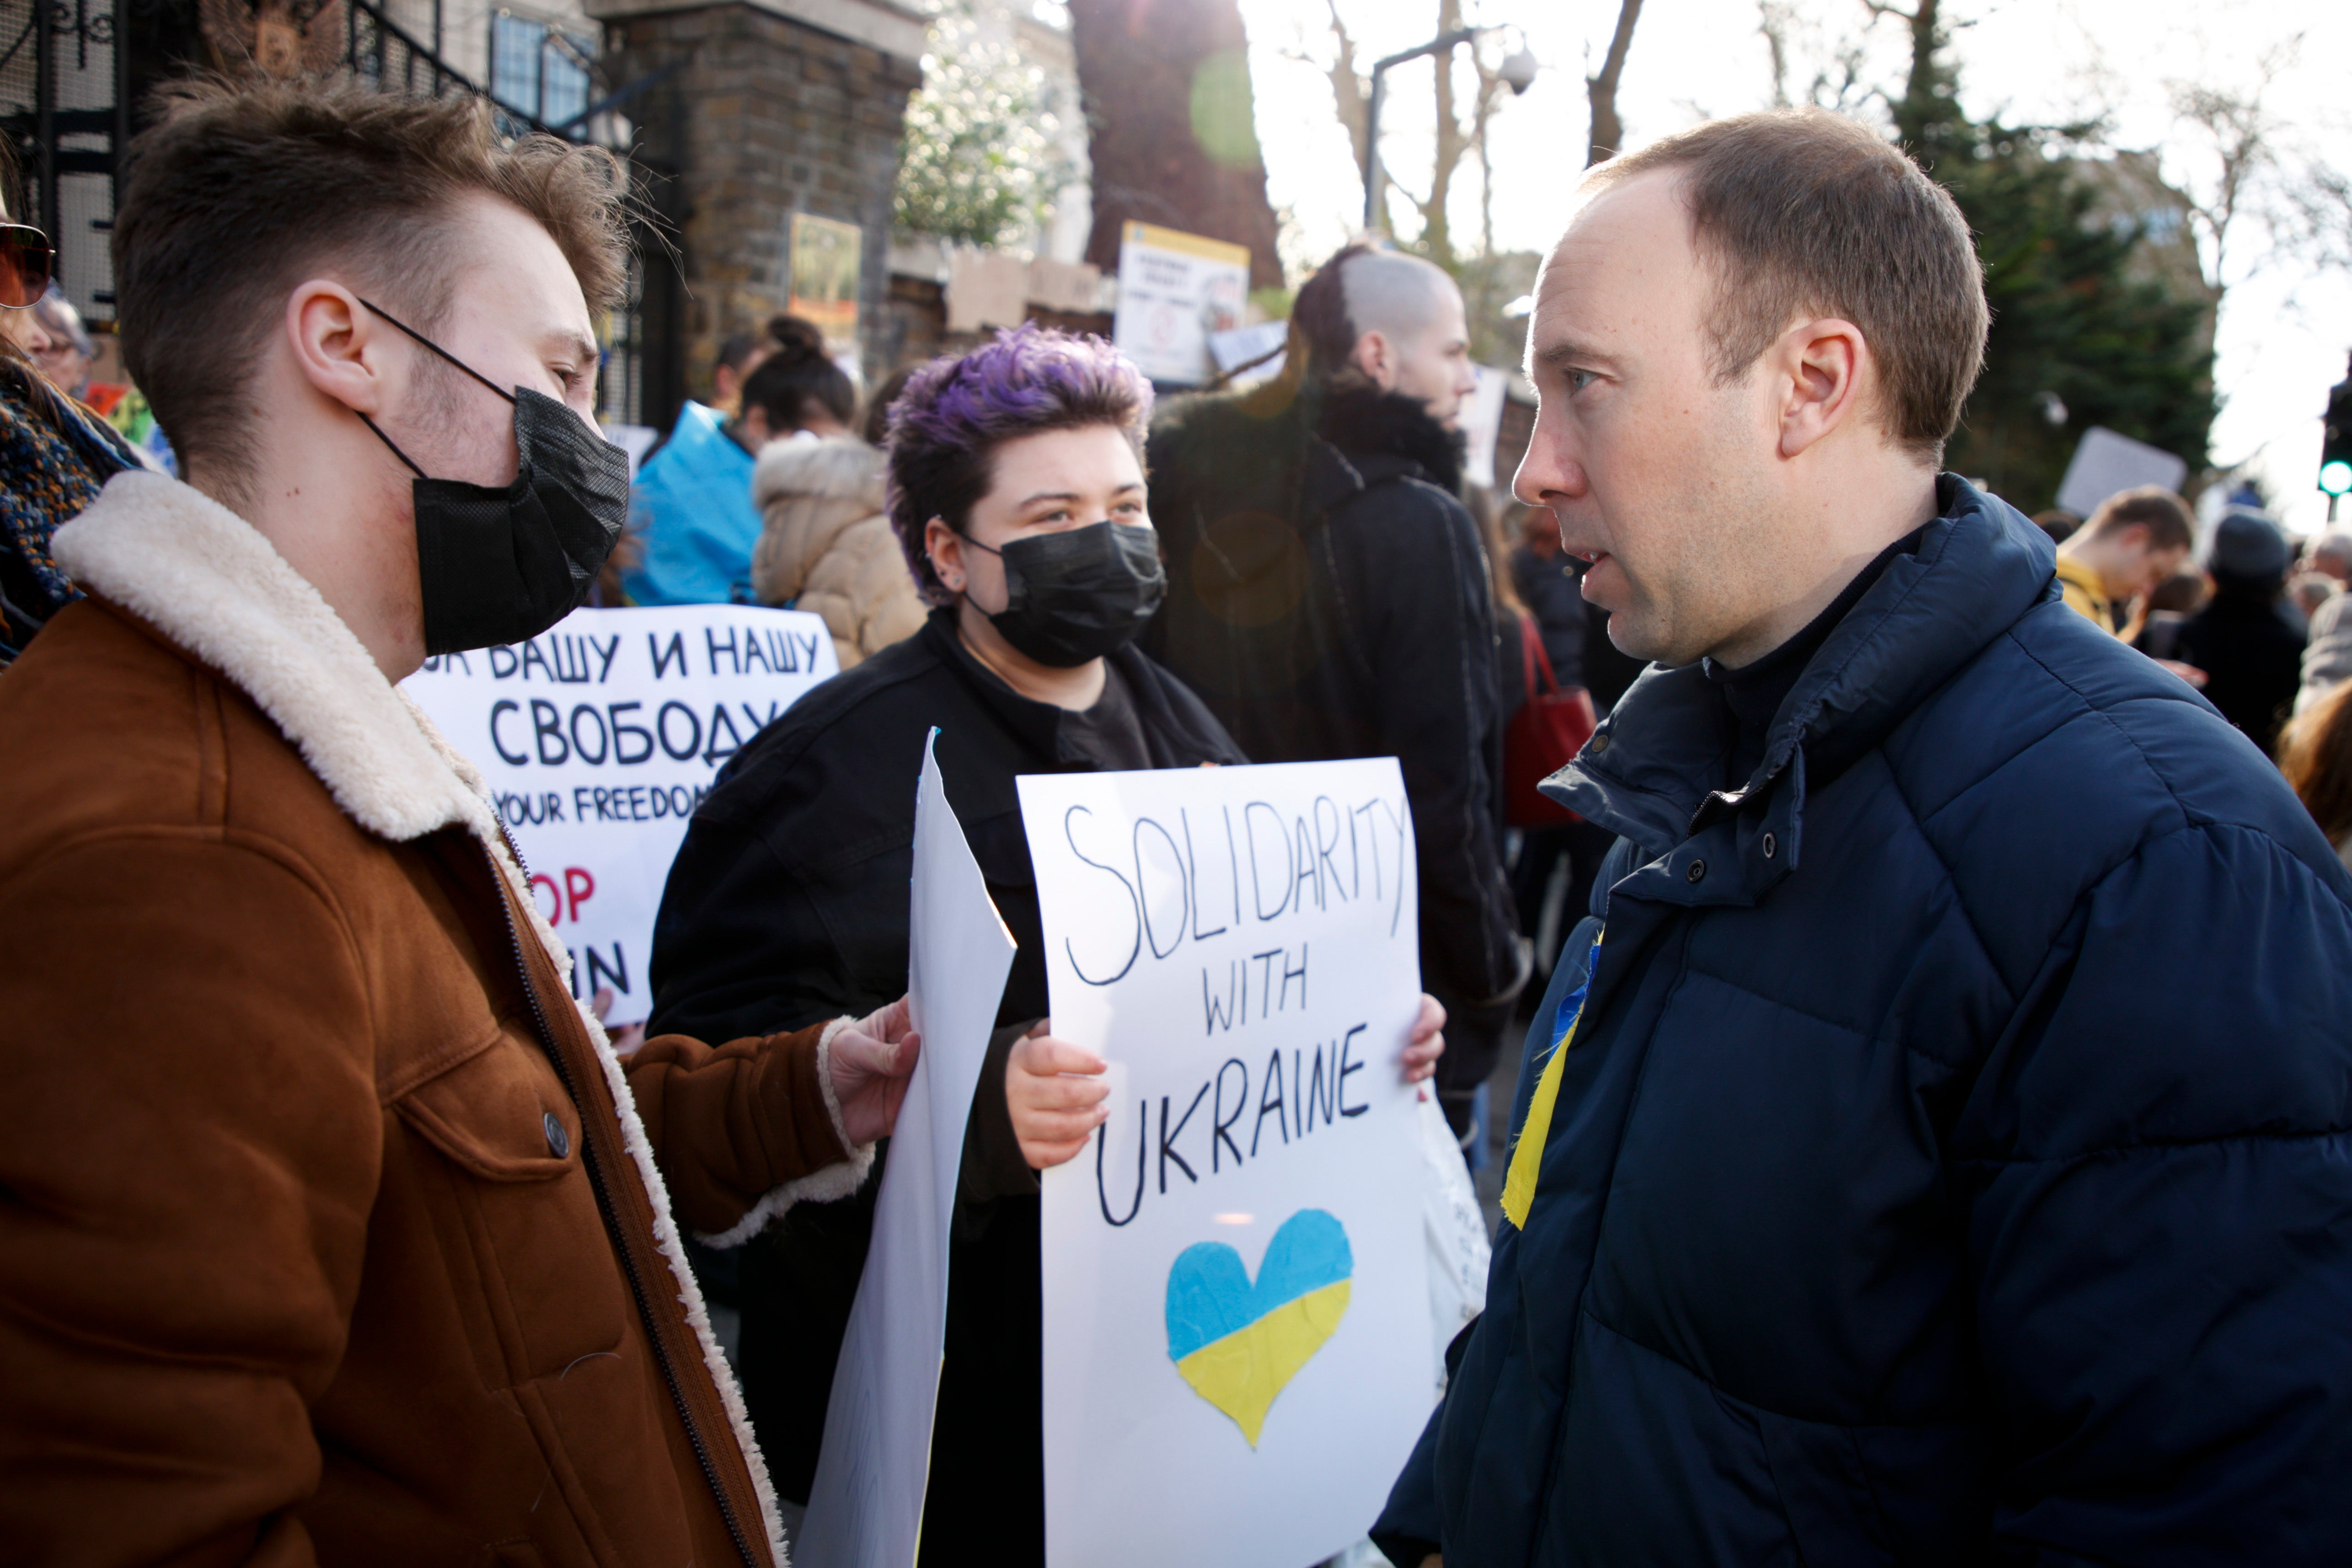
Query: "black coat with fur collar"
1141 382 1523 1025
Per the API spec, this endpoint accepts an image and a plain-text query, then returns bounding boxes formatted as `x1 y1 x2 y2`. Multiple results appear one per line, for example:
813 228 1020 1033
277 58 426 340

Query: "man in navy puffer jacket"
1375 110 2352 1567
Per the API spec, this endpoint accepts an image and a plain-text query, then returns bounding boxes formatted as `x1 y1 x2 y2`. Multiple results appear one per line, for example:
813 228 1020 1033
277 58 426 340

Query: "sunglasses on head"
0 224 54 309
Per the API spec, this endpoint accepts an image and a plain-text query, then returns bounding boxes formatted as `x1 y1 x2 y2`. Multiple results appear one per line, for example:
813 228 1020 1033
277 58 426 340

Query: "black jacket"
646 611 1243 1557
1510 543 1587 690
1141 383 1522 1023
2176 586 2305 755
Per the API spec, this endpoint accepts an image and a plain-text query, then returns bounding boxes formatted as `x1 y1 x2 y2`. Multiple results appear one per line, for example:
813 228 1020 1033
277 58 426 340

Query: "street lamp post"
1361 27 1539 235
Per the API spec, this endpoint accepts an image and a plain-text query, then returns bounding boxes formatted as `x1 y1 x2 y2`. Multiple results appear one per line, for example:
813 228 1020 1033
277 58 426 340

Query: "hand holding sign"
1012 995 1446 1172
829 995 924 1146
799 732 1018 1568
1006 1023 1113 1170
1401 994 1445 1086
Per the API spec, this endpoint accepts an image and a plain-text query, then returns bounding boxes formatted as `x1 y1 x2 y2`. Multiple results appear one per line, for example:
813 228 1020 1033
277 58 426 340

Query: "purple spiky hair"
882 322 1154 605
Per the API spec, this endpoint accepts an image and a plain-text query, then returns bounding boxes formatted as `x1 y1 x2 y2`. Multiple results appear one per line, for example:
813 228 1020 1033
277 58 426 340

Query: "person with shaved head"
1144 243 1528 1148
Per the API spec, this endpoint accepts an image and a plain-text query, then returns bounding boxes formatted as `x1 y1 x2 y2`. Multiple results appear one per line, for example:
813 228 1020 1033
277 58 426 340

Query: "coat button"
1686 859 1706 883
543 1111 571 1159
1761 832 1777 860
1588 732 1610 755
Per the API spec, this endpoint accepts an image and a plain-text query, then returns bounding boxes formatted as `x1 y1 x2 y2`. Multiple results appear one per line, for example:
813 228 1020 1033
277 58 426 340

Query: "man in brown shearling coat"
0 83 916 1567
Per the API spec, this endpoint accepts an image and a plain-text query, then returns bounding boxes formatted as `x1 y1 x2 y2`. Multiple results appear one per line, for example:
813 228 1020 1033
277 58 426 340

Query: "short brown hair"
114 77 628 488
2084 486 2194 552
1590 108 1988 464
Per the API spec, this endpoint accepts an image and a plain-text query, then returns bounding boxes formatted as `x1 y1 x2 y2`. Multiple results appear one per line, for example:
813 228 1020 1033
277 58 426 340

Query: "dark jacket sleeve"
1511 544 1588 690
1371 1402 1446 1568
1339 482 1522 1009
648 815 880 1044
1962 822 2352 1561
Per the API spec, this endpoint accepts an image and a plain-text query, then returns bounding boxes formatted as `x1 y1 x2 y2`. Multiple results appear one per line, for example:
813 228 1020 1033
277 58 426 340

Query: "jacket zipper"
483 833 763 1568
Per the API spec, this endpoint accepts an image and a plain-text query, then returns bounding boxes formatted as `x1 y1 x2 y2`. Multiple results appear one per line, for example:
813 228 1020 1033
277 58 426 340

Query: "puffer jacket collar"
750 434 888 600
48 469 789 1561
1546 476 2058 890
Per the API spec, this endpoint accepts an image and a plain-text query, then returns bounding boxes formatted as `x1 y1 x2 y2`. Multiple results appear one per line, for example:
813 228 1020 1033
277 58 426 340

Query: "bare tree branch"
1319 0 1373 198
1586 0 1645 167
2168 36 2299 296
2288 161 2352 276
1757 0 1794 110
1752 0 1878 115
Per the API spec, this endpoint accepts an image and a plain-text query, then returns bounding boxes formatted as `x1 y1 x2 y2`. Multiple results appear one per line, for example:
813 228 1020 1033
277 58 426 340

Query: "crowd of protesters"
1 69 2349 1568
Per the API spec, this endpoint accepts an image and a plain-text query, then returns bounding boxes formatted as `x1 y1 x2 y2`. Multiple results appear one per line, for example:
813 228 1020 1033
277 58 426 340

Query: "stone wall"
597 0 922 422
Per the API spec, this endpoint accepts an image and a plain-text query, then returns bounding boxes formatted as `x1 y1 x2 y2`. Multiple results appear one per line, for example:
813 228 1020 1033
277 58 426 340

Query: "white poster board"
1461 365 1512 491
1114 220 1251 386
800 733 1017 1568
1018 759 1434 1568
402 604 839 1025
1208 318 1290 384
2056 425 2189 518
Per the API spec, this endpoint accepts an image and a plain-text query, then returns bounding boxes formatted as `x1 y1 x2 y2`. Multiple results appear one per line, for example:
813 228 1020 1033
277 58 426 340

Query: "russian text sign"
1018 759 1433 1568
402 605 838 1025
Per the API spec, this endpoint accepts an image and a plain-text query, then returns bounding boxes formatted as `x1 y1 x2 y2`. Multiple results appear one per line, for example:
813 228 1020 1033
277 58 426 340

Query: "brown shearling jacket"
0 473 873 1567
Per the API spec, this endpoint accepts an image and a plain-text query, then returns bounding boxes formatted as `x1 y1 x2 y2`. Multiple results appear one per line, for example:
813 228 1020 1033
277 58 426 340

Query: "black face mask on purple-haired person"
961 519 1167 668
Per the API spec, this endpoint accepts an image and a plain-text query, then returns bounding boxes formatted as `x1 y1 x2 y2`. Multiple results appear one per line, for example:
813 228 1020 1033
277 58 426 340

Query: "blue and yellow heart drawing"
1163 1209 1353 1447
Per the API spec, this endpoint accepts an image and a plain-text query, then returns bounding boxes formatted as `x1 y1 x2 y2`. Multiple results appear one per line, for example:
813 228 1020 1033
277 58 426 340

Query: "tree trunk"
1585 0 1644 166
1413 0 1466 264
1323 0 1372 196
1874 0 1951 155
1070 0 1286 289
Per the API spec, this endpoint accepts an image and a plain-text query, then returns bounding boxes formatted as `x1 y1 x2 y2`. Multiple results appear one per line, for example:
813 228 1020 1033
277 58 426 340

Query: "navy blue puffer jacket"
1376 480 2352 1566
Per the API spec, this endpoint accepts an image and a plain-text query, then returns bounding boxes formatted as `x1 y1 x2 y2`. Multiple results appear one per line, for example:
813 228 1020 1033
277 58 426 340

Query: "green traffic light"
2325 459 2352 497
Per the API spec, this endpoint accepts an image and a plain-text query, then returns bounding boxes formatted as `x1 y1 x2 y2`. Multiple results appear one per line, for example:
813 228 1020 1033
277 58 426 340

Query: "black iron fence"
0 0 664 427
0 0 128 323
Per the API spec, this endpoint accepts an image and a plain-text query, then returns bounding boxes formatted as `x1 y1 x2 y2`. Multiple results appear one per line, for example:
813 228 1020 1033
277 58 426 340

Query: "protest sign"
1113 220 1250 386
401 604 838 1024
801 733 1017 1568
1018 759 1434 1568
1461 364 1512 490
2056 425 2189 519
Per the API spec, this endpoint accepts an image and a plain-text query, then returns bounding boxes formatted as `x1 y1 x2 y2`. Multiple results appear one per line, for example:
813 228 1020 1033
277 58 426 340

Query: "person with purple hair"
643 323 1446 1555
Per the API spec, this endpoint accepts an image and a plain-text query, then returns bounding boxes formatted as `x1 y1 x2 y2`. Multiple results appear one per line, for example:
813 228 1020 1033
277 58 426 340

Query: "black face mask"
965 520 1167 667
354 299 629 655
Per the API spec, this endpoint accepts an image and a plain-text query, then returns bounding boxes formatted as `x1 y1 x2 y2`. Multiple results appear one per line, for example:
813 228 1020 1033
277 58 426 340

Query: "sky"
1238 0 2352 532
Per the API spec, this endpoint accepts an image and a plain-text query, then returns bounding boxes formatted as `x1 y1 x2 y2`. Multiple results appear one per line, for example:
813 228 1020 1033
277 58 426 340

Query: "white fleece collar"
51 471 794 1562
51 471 490 843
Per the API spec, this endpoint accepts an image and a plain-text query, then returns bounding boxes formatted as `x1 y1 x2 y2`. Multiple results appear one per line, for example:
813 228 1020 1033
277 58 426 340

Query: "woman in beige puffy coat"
750 435 927 668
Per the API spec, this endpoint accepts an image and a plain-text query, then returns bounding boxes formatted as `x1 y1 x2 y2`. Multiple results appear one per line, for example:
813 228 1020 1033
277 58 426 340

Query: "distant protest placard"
1113 220 1250 386
402 605 837 1025
1018 759 1434 1568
